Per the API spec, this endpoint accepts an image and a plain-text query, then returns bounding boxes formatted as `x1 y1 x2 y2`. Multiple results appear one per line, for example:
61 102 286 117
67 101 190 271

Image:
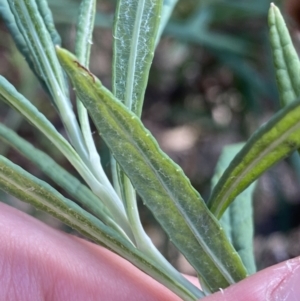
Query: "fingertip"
203 257 300 301
0 203 184 300
268 258 300 301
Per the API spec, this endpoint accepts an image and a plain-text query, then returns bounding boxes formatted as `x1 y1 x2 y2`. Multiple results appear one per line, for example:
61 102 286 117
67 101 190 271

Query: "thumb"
203 257 300 301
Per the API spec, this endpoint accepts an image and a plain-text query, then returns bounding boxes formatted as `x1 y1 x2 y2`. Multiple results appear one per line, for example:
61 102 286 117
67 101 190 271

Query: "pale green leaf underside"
0 75 96 190
36 0 61 46
112 0 163 264
7 0 66 99
75 0 107 189
0 76 131 237
208 99 300 218
212 143 256 275
113 0 162 116
0 122 130 239
57 47 248 292
8 0 90 163
75 0 95 66
0 1 49 93
0 155 201 301
268 4 300 106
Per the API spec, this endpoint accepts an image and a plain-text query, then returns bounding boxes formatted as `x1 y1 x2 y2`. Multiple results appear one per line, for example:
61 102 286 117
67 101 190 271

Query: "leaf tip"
55 47 78 69
269 2 280 15
268 2 279 26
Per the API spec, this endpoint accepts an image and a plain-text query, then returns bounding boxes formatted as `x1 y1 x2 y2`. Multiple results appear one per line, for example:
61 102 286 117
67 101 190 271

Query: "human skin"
0 202 300 301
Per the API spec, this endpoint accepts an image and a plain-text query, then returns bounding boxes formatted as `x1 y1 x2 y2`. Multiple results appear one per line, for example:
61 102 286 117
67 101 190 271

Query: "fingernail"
272 263 300 300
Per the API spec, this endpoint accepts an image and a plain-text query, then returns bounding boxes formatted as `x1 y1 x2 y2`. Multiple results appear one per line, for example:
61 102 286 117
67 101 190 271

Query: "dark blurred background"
1 0 300 275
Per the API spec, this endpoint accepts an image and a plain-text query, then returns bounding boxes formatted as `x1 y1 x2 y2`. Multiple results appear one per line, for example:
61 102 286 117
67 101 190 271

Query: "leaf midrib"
102 97 235 284
215 119 300 218
125 0 146 110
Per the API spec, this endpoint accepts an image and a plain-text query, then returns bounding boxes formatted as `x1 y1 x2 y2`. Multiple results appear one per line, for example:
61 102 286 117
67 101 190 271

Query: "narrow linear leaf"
73 0 124 228
0 1 26 61
156 0 179 46
0 76 131 238
8 0 88 161
57 47 248 292
0 122 129 240
268 4 300 106
36 0 61 46
208 100 300 218
112 5 189 289
75 0 109 188
7 0 66 99
0 1 49 94
221 184 256 275
212 143 256 275
0 76 96 190
112 0 166 271
113 0 162 116
75 0 95 66
0 156 202 301
0 110 23 155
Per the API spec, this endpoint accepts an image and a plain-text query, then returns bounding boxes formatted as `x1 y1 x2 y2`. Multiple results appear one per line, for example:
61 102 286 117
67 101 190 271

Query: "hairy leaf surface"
269 4 300 106
0 122 130 239
57 47 248 292
113 0 162 116
211 143 256 274
0 155 201 301
208 100 300 218
0 76 130 236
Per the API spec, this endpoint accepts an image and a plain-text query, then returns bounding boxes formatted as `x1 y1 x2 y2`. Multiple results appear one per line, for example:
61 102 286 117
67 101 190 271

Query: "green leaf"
57 47 248 292
0 1 49 94
0 122 130 240
0 1 26 59
112 0 162 116
208 100 300 218
211 143 256 275
112 0 167 274
7 0 89 162
0 76 91 186
36 0 61 46
268 3 300 106
75 0 110 188
0 76 132 239
0 155 202 301
7 0 67 100
75 0 95 67
156 0 179 45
